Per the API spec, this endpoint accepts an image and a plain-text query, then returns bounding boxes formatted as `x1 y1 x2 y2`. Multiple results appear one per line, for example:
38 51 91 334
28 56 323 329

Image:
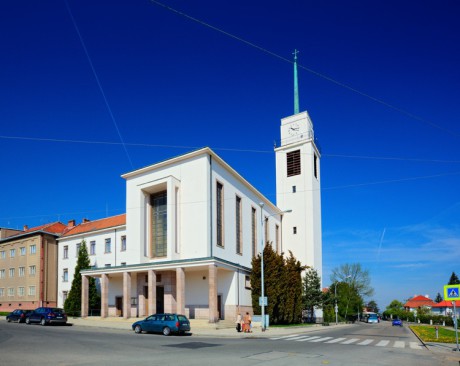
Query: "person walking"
236 313 242 332
243 312 252 333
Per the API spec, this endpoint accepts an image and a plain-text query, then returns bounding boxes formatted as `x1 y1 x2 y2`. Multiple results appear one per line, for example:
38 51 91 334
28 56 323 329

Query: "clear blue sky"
1 0 459 310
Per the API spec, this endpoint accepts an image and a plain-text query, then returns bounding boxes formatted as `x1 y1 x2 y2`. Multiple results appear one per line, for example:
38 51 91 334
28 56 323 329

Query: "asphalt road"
0 319 455 365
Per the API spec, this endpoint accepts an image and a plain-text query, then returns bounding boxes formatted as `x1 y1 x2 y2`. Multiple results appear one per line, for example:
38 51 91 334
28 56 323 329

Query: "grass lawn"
410 325 458 343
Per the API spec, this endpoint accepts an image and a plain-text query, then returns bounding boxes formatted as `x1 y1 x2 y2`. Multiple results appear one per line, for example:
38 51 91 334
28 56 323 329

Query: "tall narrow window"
264 217 269 245
29 244 36 254
151 191 167 257
251 207 257 257
235 195 242 254
19 267 25 277
314 153 318 179
63 246 68 259
287 150 301 177
63 268 68 282
76 243 81 257
90 241 96 255
275 224 280 253
121 236 126 251
20 247 26 256
216 182 224 247
29 265 36 276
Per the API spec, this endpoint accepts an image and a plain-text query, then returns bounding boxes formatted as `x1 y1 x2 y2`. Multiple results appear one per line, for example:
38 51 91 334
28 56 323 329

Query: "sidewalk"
69 316 349 338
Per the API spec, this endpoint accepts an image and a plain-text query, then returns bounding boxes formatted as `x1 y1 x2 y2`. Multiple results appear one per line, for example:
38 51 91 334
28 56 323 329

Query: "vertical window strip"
216 182 224 247
276 224 280 253
151 191 167 257
287 150 301 177
236 196 242 254
251 207 257 257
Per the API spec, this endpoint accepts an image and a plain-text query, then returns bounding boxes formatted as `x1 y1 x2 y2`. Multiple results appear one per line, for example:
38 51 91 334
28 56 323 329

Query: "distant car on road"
6 309 32 323
25 307 67 326
392 318 403 326
367 315 379 323
132 313 191 336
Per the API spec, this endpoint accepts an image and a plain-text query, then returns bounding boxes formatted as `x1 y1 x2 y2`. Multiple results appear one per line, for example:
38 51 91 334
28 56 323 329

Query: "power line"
149 0 460 138
1 134 460 164
64 0 134 168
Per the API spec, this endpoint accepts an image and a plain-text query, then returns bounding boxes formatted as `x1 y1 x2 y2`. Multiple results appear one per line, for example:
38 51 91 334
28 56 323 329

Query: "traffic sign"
444 284 460 300
259 296 268 306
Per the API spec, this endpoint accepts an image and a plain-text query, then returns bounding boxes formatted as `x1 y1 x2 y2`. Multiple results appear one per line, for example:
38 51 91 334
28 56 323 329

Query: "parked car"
132 313 191 336
6 309 32 323
392 318 403 326
367 315 379 324
25 307 67 326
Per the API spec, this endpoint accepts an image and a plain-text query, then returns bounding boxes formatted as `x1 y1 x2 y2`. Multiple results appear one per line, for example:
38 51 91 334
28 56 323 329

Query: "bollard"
435 326 439 340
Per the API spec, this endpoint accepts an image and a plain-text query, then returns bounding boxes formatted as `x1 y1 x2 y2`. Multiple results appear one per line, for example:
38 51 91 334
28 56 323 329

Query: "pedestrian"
243 312 252 333
236 313 242 332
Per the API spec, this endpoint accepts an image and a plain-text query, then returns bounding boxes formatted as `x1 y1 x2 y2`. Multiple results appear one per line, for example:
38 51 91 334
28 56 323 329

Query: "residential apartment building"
0 222 68 312
57 215 126 311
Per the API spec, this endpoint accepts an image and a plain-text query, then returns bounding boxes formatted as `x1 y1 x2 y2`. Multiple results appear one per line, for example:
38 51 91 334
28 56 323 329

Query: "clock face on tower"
288 122 300 136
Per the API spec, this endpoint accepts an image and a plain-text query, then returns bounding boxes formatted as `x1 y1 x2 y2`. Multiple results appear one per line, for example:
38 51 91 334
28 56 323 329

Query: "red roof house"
404 295 436 311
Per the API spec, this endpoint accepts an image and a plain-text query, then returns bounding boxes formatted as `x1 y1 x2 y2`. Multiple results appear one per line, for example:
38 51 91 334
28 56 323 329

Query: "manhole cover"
165 342 221 349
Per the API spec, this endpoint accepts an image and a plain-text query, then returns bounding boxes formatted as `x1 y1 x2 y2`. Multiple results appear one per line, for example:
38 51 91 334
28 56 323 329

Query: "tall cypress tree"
282 251 305 324
302 267 323 322
64 240 100 316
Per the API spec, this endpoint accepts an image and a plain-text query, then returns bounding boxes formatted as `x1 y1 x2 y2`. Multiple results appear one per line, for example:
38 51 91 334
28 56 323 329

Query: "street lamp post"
259 202 291 331
334 275 351 325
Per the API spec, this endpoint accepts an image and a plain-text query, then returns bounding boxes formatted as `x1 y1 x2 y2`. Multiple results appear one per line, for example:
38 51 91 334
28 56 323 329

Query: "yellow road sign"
444 284 460 300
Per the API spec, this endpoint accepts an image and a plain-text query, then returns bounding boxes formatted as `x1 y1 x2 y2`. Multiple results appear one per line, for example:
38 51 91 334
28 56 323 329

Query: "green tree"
367 300 379 313
448 272 460 285
64 240 100 316
302 268 323 322
434 292 443 303
331 263 373 320
250 244 304 325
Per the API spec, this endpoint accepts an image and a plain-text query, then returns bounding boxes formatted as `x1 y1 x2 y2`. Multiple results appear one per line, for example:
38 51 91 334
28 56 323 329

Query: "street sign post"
444 284 460 352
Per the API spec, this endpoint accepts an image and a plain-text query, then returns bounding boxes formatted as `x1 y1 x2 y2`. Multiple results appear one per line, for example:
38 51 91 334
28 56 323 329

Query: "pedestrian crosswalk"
270 334 424 350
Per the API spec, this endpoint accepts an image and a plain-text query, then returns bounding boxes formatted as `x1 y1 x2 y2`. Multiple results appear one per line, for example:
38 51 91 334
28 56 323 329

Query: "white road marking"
375 340 390 347
357 339 374 345
341 338 359 344
394 341 405 348
294 336 317 342
309 337 333 342
325 338 346 343
409 342 424 350
270 334 302 340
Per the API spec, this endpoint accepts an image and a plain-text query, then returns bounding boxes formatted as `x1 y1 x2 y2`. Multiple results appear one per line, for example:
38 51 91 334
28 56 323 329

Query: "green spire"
293 49 299 114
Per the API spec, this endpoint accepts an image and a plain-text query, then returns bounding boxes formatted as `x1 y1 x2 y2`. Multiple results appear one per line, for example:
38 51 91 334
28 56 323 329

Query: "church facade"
79 110 322 322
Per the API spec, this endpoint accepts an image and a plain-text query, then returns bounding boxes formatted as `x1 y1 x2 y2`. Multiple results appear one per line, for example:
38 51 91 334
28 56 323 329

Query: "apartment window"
10 249 15 258
8 287 14 296
151 191 167 257
276 224 280 253
63 245 68 259
90 241 96 255
287 150 301 177
105 264 111 268
9 268 15 278
293 227 297 235
121 262 127 266
19 267 25 277
62 291 68 303
0 251 5 259
235 196 242 254
292 185 296 193
29 244 36 255
251 207 257 257
0 288 4 297
0 269 5 279
76 243 81 257
18 287 25 297
216 182 224 247
28 286 36 296
63 268 68 282
20 247 26 256
29 265 36 276
314 153 318 179
105 238 111 253
121 236 126 251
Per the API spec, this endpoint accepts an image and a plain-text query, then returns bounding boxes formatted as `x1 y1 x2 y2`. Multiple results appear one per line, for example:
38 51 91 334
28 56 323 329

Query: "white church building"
76 107 322 322
76 53 322 322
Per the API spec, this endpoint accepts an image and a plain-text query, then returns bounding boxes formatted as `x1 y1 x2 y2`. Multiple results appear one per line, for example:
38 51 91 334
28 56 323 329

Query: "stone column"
123 271 131 319
100 273 109 318
176 267 185 315
81 275 89 318
208 264 218 323
148 269 156 315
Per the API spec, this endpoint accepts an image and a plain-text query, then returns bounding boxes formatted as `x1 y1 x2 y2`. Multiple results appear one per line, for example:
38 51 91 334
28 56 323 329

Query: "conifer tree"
282 251 305 323
64 240 100 316
302 267 323 322
448 272 460 285
434 292 443 303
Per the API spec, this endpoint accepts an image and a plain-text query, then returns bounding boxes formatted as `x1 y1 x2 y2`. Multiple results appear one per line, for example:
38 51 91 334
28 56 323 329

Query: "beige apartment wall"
0 229 22 239
0 233 58 311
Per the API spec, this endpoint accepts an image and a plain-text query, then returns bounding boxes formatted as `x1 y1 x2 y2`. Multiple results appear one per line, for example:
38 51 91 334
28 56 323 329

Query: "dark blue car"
392 318 403 326
132 313 190 336
6 309 32 323
26 307 67 326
